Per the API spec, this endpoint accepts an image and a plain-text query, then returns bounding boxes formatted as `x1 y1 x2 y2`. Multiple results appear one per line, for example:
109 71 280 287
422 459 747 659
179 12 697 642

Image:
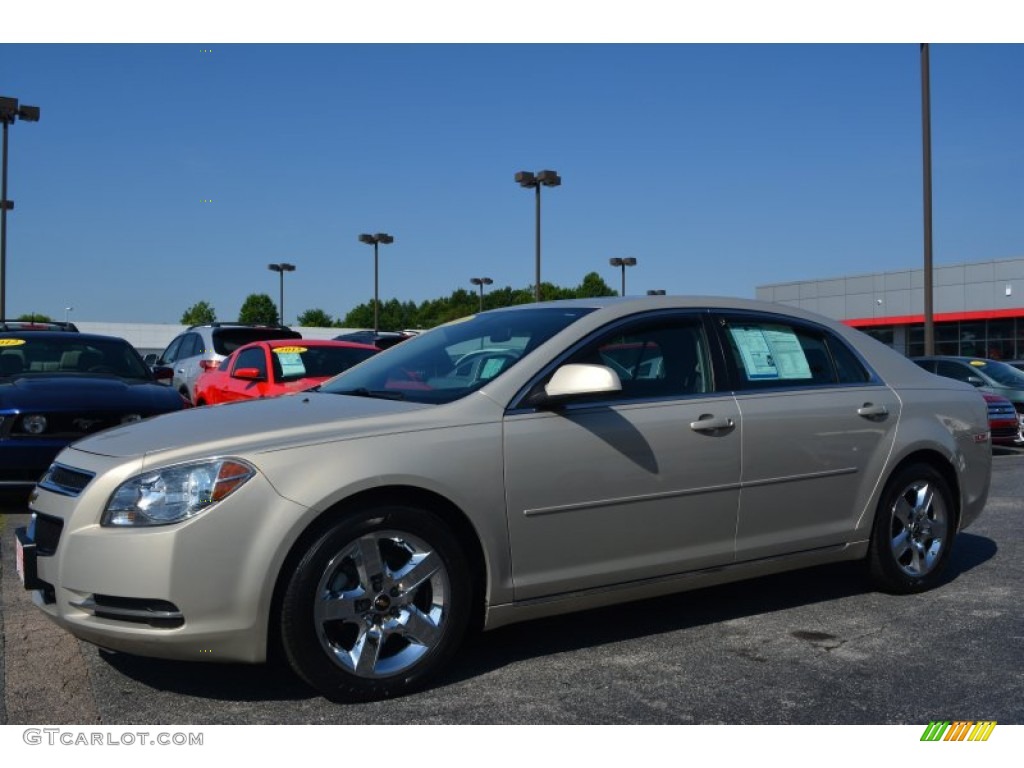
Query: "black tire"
279 504 472 702
867 463 957 594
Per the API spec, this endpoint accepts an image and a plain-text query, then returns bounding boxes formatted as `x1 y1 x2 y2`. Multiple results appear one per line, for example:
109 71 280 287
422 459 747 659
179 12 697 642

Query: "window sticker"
480 358 506 379
273 346 308 355
730 326 811 381
274 351 307 377
969 360 986 367
0 338 26 346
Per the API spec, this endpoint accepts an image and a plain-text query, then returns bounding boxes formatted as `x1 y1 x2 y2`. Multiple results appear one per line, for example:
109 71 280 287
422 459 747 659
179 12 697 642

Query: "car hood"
70 391 439 461
0 375 181 412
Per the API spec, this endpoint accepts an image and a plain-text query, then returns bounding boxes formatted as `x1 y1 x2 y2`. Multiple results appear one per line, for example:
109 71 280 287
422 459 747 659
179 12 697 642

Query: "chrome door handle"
690 415 735 432
857 403 888 419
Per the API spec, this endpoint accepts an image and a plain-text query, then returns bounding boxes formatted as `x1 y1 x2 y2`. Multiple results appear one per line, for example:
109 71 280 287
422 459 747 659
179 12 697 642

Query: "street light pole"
358 233 394 334
609 257 637 296
1 96 40 321
267 263 295 325
515 170 561 302
921 43 935 356
470 277 493 312
64 306 73 324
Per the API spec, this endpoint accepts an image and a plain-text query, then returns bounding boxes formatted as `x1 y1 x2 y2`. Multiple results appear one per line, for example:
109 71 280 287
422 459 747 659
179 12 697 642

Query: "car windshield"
0 335 152 380
319 307 595 404
975 359 1024 387
272 344 379 382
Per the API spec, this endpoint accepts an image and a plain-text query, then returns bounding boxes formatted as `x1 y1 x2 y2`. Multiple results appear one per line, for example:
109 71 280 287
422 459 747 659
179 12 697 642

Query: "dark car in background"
0 319 79 332
332 330 415 350
912 356 1024 442
981 393 1021 446
150 322 302 403
1 331 189 490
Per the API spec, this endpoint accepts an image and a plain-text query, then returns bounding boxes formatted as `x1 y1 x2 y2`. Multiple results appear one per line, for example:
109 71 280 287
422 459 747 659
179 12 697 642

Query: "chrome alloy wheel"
888 479 949 578
313 530 450 679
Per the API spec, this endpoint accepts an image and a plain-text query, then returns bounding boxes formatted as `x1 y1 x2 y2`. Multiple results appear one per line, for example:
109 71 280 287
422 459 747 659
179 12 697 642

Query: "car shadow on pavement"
92 532 996 703
447 532 997 687
96 649 316 702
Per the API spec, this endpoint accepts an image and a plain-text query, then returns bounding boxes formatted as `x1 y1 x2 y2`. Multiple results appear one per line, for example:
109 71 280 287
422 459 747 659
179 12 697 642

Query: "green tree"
574 272 617 298
180 301 216 326
297 308 335 327
338 272 621 331
340 303 374 329
17 312 52 322
238 293 280 325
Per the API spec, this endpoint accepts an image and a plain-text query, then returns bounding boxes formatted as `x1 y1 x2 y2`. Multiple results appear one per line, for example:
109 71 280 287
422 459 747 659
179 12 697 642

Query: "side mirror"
233 367 265 382
152 366 173 382
529 364 622 409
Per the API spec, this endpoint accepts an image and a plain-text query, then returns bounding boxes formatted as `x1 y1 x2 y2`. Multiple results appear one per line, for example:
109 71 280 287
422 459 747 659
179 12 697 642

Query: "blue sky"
1 38 1021 323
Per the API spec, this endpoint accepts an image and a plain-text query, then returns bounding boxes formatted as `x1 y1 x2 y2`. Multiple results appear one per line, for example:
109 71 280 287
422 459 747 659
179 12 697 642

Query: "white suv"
154 323 301 402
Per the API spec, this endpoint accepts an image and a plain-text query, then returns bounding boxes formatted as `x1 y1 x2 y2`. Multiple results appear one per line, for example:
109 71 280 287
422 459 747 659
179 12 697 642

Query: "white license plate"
15 535 26 585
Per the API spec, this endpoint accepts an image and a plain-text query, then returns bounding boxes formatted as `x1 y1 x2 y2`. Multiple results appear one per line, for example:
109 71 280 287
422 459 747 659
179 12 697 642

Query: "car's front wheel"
867 463 957 594
279 504 471 702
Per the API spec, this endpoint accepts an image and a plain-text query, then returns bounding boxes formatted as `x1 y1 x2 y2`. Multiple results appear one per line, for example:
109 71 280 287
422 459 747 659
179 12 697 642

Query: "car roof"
255 339 378 351
913 355 1003 364
0 319 79 332
188 322 296 331
0 330 132 344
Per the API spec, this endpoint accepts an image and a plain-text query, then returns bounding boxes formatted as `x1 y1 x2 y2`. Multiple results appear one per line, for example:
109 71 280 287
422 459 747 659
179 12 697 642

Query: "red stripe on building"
844 308 1024 328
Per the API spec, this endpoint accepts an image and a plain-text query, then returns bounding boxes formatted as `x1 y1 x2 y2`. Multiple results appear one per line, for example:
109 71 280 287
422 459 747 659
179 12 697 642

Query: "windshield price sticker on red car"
0 338 27 346
274 348 308 378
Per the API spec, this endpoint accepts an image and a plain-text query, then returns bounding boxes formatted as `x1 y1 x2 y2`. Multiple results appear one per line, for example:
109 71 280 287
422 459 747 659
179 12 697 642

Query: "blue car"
1 331 189 491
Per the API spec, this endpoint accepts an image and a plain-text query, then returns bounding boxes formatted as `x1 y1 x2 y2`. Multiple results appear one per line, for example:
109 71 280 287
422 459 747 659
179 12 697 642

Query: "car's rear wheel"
867 463 956 594
279 505 471 702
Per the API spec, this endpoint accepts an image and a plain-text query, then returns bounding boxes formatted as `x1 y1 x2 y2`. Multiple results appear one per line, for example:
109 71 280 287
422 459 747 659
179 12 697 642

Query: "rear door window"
717 314 870 390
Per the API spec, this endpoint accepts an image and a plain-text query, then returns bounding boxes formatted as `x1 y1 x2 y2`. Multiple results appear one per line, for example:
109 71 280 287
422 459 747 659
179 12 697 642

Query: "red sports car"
194 339 379 406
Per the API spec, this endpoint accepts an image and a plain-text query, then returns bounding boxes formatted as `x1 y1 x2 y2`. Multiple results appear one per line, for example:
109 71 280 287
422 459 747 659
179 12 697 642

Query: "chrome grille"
39 463 95 497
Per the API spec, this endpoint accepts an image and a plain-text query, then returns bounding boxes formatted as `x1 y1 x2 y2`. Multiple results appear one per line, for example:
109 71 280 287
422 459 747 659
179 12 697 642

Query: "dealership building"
756 256 1024 360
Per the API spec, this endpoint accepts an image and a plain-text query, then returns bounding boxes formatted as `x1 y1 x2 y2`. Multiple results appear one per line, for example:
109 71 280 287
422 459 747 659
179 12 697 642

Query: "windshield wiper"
336 387 406 401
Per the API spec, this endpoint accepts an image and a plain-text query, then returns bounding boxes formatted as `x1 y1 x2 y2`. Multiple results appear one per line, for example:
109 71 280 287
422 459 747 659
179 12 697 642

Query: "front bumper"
19 448 312 664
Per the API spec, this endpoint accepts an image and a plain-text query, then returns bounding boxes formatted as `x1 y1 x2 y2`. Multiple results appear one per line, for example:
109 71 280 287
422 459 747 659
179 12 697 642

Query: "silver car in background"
16 297 991 702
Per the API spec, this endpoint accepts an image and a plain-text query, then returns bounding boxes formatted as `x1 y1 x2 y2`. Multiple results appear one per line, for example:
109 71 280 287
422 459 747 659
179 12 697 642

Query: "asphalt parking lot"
2 449 1022 726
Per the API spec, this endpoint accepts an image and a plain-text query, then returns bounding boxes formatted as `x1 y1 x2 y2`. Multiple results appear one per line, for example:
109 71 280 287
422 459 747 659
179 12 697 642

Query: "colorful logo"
920 721 997 741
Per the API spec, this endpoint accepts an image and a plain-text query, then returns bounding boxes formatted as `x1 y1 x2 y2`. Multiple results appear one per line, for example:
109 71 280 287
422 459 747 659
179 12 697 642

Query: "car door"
173 332 203 398
220 346 270 402
155 335 184 386
713 312 902 562
502 312 742 601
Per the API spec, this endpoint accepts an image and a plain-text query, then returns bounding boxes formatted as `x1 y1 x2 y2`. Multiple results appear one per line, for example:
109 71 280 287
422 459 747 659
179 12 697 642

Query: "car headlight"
102 458 256 527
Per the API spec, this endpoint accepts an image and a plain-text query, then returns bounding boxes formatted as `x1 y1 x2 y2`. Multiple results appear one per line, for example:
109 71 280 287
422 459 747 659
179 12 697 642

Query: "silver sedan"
16 296 991 702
